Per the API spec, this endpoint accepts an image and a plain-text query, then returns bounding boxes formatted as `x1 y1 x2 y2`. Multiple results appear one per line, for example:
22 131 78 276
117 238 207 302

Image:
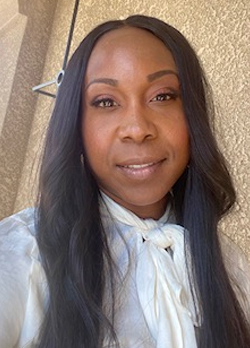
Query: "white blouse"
0 198 249 348
0 208 47 348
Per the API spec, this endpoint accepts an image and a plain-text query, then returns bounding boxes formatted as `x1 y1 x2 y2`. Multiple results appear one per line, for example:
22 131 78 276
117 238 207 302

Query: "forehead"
85 27 177 79
94 26 166 49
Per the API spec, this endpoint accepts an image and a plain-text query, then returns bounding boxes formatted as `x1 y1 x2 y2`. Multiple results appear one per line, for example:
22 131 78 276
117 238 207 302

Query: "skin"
82 27 189 219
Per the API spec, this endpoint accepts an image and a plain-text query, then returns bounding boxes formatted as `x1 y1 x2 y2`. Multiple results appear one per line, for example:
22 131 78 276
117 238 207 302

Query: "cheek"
81 117 110 172
166 115 190 159
177 128 189 154
178 132 190 162
82 118 96 161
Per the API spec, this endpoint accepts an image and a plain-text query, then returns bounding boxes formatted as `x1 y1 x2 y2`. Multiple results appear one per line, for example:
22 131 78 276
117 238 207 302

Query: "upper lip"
117 157 166 167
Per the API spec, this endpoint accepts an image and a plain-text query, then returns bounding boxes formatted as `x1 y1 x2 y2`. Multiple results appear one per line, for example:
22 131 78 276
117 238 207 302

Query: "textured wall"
0 0 58 219
2 0 250 259
0 3 27 133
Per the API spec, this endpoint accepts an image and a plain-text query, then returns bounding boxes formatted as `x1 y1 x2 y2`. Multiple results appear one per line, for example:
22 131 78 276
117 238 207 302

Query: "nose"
118 103 158 143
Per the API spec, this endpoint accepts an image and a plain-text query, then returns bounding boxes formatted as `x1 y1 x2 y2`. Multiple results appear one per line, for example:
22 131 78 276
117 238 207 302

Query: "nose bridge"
118 100 156 142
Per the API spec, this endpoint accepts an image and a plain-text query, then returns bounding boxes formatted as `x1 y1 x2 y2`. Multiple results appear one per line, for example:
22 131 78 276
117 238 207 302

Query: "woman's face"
82 27 189 219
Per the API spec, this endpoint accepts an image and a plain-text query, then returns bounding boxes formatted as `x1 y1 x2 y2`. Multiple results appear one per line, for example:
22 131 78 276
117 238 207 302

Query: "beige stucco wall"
0 0 26 133
1 0 249 259
0 0 58 219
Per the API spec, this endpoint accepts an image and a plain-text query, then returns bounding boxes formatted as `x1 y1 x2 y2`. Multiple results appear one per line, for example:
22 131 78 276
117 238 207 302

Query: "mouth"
117 158 166 179
121 162 156 169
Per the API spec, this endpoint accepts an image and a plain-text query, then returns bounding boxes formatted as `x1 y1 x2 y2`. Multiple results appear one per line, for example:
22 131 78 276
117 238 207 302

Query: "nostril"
118 119 157 143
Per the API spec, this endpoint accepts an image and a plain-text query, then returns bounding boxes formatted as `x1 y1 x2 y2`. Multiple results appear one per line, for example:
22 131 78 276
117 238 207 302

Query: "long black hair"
37 15 250 348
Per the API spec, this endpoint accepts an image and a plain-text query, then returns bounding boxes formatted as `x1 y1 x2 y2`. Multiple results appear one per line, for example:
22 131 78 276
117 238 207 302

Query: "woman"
0 14 249 348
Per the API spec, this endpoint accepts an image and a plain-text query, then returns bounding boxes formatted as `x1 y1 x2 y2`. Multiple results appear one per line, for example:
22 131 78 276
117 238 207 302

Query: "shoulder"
0 208 47 347
0 208 40 283
0 208 37 252
220 233 250 322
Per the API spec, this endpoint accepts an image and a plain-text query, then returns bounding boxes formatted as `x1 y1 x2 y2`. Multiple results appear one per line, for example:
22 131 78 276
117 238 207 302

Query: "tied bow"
137 224 199 348
101 193 200 348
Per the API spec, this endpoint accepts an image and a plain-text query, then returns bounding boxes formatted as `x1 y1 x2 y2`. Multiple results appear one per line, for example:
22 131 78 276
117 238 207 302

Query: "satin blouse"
0 197 249 348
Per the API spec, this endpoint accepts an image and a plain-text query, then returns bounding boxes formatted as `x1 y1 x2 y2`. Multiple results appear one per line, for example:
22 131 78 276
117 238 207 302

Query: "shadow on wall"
0 0 58 220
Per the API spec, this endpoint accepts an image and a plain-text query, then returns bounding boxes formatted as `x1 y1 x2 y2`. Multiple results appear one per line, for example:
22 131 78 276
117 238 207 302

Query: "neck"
101 191 169 220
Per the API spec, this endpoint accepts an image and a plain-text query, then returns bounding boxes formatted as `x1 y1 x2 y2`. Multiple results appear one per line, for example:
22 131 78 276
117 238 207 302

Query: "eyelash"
150 91 179 102
90 91 179 108
91 98 118 108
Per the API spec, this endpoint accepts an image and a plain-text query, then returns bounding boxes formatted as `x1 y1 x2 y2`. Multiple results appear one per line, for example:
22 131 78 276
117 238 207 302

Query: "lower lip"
117 160 165 180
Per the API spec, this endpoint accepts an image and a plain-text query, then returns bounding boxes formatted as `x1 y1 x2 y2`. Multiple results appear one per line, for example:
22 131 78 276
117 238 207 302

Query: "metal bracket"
32 0 79 98
32 70 65 98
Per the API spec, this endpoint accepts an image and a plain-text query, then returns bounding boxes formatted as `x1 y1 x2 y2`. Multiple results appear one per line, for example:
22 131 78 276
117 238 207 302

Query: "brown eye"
151 92 177 102
92 98 119 108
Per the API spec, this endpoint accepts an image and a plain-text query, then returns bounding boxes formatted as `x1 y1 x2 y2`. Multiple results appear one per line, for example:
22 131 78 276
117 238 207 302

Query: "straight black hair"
37 14 250 348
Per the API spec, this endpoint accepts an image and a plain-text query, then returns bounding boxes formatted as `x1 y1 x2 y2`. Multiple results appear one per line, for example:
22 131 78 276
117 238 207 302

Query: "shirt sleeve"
220 233 250 323
0 209 47 348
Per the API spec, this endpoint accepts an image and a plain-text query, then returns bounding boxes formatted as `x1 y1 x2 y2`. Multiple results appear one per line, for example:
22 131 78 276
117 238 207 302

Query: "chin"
104 187 169 218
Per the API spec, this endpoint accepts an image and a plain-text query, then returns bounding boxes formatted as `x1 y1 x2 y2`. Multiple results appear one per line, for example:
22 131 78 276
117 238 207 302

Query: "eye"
150 92 178 102
91 97 119 108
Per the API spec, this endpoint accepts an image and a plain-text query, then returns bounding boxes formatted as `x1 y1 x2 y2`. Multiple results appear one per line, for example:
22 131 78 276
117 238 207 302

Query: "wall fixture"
32 0 80 98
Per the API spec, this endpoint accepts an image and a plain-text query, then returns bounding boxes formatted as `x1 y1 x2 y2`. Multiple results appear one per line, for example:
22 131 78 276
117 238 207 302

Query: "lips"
117 157 165 168
117 158 166 180
122 162 156 169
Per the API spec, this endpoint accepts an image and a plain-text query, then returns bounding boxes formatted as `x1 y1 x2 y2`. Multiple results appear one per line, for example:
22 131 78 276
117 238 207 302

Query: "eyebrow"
85 69 179 90
85 78 118 90
147 69 179 82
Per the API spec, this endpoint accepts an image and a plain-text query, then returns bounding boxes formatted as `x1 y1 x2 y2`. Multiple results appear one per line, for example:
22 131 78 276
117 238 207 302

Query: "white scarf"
101 193 200 348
